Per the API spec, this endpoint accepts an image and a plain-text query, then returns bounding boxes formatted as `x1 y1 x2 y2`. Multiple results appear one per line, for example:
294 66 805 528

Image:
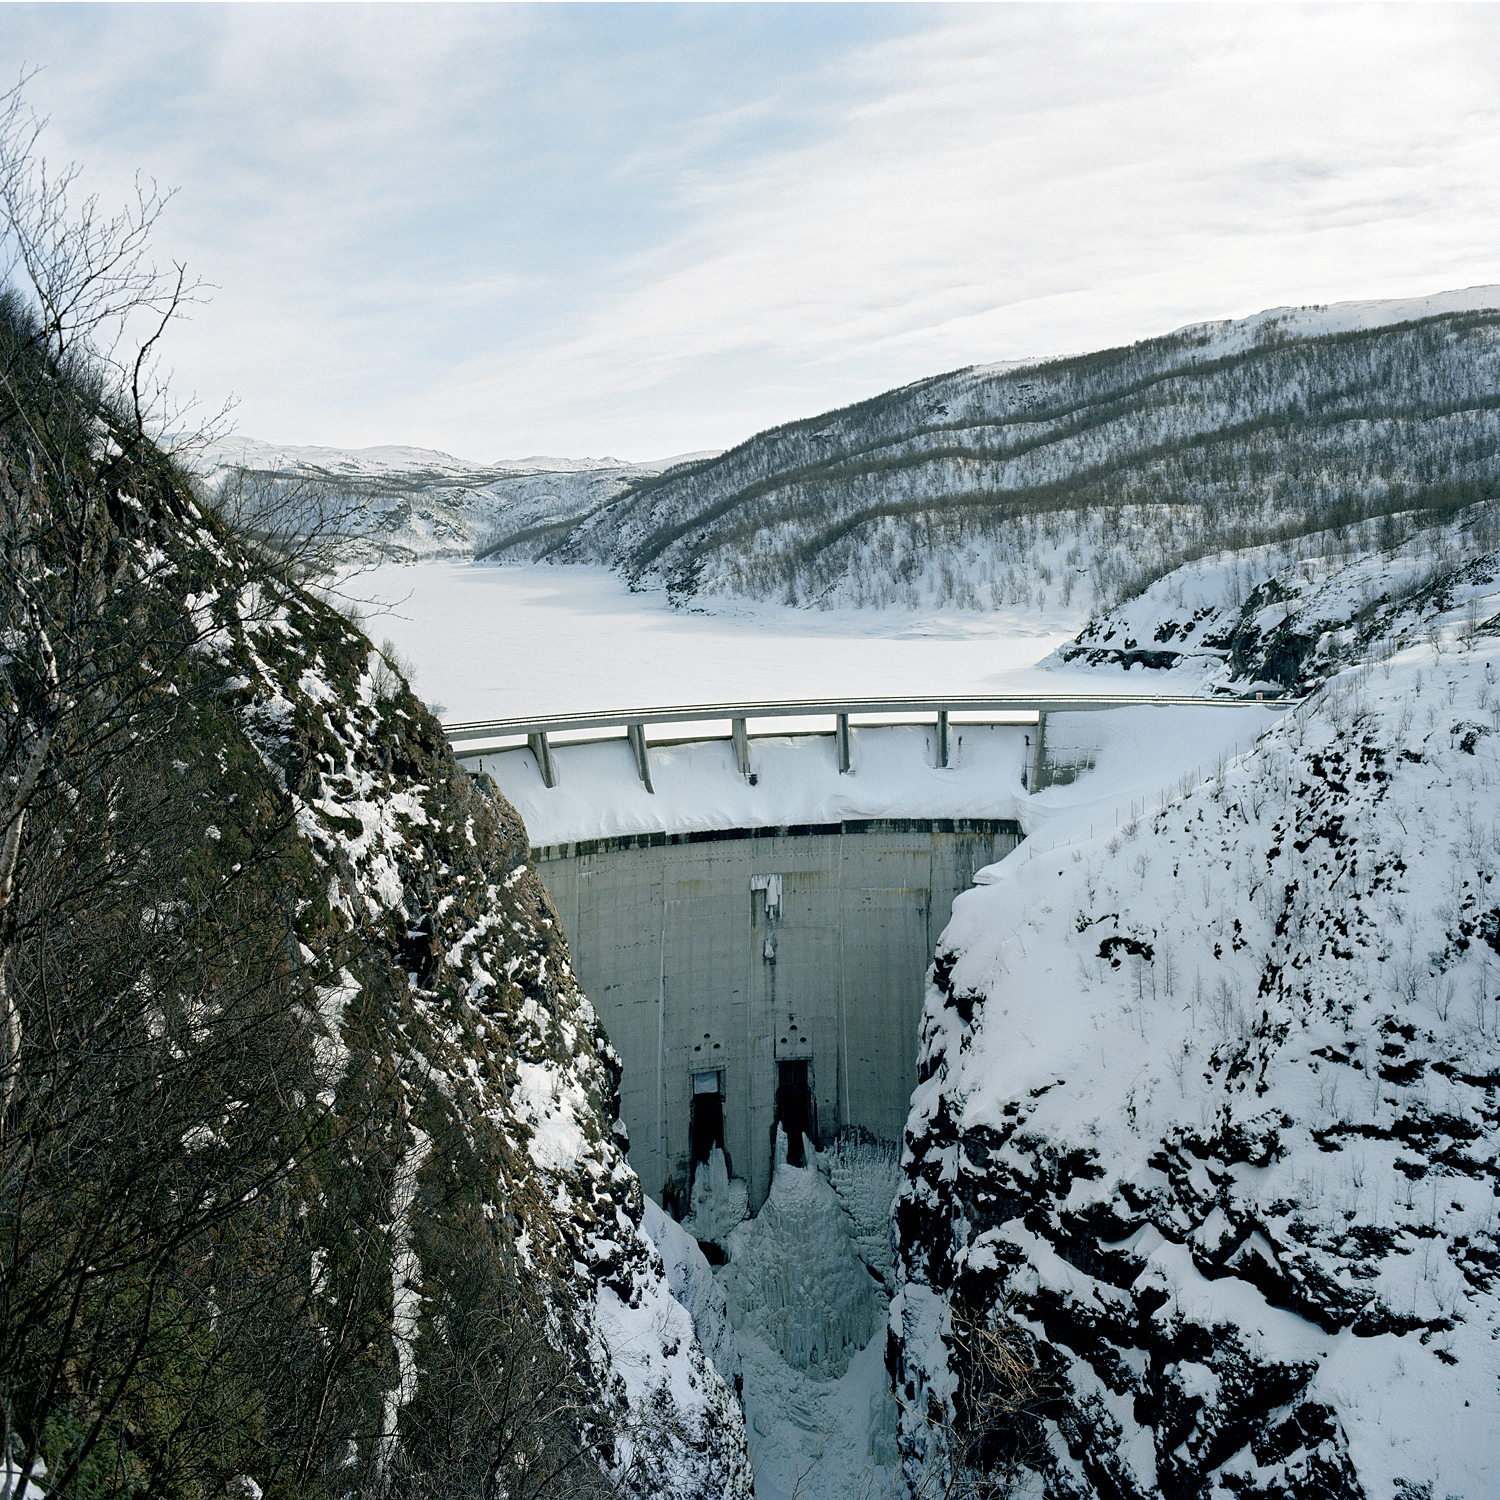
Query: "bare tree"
0 80 682 1500
0 70 210 1132
0 81 394 1500
205 462 382 585
0 72 217 460
902 1303 1054 1500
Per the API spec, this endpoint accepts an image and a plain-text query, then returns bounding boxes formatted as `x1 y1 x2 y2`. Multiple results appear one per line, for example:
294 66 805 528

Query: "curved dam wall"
532 817 1021 1215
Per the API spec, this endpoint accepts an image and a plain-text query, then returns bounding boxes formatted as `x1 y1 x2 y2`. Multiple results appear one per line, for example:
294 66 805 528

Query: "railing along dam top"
444 691 1291 792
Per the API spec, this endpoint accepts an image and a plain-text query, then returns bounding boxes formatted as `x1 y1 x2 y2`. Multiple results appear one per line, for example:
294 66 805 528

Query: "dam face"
532 817 1021 1214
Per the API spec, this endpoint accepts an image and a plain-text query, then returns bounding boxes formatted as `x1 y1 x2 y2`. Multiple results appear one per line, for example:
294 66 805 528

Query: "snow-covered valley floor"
739 1327 896 1500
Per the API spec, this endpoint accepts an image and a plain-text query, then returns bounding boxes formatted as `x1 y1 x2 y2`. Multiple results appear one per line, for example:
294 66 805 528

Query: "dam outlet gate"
532 817 1022 1215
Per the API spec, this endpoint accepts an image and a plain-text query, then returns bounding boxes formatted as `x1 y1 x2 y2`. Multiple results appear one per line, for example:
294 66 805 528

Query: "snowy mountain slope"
1051 503 1500 697
1169 285 1500 358
641 1194 744 1397
2 251 753 1498
890 515 1500 1497
197 437 718 564
479 290 1500 616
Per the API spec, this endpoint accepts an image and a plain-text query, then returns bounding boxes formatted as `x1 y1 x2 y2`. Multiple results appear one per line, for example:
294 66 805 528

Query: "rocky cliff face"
2 369 750 1496
891 517 1500 1496
207 557 753 1496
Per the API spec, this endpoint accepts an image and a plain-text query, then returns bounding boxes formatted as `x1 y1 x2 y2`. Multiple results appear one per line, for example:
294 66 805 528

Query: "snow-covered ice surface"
347 560 1086 723
717 1154 905 1500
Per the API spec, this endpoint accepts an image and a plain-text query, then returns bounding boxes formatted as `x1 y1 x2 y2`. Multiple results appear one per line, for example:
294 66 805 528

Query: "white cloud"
7 3 1499 459
403 4 1500 454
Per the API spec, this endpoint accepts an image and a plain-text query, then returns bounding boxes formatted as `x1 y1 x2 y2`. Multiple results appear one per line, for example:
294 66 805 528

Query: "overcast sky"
5 2 1499 461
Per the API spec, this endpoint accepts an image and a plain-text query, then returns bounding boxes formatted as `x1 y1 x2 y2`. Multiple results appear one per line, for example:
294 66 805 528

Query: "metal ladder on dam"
443 690 1289 791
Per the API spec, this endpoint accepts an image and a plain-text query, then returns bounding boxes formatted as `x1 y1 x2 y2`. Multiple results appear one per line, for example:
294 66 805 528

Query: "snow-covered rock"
217 595 755 1498
1055 505 1500 698
892 522 1500 1496
84 478 754 1497
641 1193 744 1396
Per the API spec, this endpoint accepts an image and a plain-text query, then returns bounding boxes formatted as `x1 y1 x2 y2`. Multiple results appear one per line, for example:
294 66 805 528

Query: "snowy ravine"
893 527 1500 1495
663 1136 907 1500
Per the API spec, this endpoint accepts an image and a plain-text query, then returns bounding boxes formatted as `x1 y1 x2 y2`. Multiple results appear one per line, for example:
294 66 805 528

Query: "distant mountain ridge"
215 286 1500 591
479 285 1500 613
197 438 722 563
203 436 721 477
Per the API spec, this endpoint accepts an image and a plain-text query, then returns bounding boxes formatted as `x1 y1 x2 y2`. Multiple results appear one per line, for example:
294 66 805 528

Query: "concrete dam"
450 694 1282 1219
533 817 1019 1213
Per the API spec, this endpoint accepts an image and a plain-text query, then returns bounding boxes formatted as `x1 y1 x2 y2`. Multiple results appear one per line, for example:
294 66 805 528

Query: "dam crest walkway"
443 691 1289 791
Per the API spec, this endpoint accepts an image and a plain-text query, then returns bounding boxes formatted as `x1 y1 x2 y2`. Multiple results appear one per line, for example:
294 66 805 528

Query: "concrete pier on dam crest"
448 694 1287 1219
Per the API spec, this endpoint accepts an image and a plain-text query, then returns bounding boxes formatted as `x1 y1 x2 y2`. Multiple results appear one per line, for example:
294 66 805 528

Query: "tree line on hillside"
477 312 1500 614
